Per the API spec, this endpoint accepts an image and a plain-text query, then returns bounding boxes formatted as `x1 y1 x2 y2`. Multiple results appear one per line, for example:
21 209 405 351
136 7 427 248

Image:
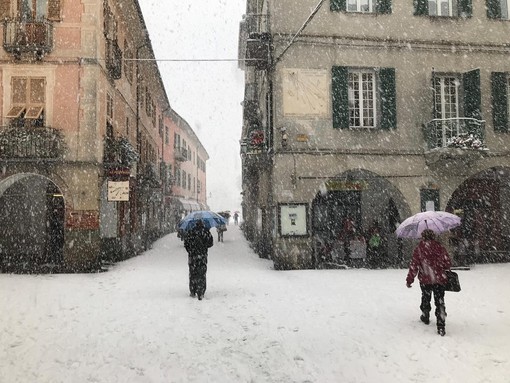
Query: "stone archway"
0 173 65 272
446 166 510 262
311 169 410 268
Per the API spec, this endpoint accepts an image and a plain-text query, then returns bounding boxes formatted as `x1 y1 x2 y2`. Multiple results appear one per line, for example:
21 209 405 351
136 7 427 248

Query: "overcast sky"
138 1 246 213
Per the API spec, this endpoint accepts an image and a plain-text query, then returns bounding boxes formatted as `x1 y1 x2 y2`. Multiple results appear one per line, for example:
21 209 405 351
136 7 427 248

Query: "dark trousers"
420 284 446 328
189 255 208 297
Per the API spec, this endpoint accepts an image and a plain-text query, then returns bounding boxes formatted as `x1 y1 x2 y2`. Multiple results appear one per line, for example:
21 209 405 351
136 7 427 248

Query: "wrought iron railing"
423 118 485 150
174 146 187 162
3 19 54 55
0 126 65 160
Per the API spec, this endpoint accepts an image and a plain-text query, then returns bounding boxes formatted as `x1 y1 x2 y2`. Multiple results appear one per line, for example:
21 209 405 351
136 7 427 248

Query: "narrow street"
1 226 509 383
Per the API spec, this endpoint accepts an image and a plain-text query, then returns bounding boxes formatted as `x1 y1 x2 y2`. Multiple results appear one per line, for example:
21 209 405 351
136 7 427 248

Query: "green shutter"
414 0 428 15
379 68 397 130
486 0 502 19
491 72 508 132
458 0 472 17
332 66 349 129
331 0 347 12
376 0 392 14
463 69 481 120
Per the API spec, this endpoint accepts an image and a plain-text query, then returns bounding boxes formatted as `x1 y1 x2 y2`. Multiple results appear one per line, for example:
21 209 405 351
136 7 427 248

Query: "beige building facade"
0 0 208 272
239 0 510 269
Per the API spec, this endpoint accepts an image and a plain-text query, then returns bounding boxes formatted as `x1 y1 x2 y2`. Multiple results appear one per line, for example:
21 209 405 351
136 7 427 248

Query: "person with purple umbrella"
406 229 452 336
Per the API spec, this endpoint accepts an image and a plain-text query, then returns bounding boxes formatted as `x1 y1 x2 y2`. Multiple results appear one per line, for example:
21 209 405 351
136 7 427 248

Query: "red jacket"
406 240 452 286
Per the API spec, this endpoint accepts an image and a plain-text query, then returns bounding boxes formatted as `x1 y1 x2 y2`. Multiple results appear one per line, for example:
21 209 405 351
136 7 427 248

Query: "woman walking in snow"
406 229 452 336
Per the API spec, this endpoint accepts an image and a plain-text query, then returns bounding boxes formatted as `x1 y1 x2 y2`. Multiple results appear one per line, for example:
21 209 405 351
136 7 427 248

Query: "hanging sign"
107 180 130 201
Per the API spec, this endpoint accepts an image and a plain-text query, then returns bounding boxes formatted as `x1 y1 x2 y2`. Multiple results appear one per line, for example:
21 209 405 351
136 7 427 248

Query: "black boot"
437 327 446 336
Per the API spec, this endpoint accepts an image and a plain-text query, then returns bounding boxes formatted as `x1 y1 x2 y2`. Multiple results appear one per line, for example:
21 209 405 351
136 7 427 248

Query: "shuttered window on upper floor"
414 0 472 17
332 66 396 130
0 0 61 21
6 77 45 120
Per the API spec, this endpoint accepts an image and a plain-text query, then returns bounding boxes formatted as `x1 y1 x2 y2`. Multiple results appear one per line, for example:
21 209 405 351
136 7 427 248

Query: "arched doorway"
446 167 510 262
312 170 410 268
0 174 65 272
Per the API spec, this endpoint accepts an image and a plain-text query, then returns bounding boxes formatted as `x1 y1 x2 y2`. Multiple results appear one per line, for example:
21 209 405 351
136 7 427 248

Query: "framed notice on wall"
107 180 130 201
279 204 308 236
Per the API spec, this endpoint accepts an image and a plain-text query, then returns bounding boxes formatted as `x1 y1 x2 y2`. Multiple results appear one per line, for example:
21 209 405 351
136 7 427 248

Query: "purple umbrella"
395 211 461 239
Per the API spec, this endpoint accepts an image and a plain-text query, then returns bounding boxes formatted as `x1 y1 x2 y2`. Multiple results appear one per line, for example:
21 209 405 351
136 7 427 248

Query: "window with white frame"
433 75 460 120
427 0 458 16
348 70 376 128
347 0 374 13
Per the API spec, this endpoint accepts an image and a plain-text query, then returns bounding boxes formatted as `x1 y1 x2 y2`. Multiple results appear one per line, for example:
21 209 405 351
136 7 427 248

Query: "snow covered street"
1 225 509 383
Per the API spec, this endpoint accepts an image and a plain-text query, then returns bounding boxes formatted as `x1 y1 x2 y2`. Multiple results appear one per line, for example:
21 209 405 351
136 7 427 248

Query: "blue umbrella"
178 210 227 231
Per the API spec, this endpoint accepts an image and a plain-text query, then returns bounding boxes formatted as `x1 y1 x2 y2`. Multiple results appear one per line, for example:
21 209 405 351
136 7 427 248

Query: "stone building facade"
239 0 510 269
0 0 208 272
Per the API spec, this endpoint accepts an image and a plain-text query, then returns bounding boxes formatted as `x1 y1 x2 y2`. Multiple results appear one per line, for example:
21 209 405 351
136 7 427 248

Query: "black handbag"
444 270 461 292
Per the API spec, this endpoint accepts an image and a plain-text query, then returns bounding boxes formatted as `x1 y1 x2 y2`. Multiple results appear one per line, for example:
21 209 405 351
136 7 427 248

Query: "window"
182 170 186 189
487 0 510 19
348 70 377 128
347 0 374 12
332 66 396 130
414 0 471 17
427 0 458 16
331 0 392 13
433 76 460 120
188 174 191 190
165 126 169 144
6 76 45 124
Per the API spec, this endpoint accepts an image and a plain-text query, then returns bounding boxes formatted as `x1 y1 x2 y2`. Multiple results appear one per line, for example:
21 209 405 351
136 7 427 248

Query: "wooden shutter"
47 0 62 21
463 69 481 120
486 0 502 19
379 68 397 130
0 0 10 19
375 0 392 14
30 78 45 104
12 78 27 104
414 0 428 15
330 0 346 12
332 66 349 129
491 72 508 132
458 0 472 17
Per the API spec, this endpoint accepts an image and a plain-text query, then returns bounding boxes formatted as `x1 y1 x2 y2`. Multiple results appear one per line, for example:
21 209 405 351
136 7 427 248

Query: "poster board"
279 204 308 236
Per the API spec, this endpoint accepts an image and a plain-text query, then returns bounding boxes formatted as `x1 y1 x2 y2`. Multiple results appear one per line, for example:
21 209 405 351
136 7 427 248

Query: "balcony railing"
423 118 486 150
0 126 65 160
174 146 187 162
3 19 54 56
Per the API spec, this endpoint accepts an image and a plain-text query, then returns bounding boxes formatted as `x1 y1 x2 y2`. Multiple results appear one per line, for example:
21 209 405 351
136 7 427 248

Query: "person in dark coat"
406 229 452 336
184 219 214 300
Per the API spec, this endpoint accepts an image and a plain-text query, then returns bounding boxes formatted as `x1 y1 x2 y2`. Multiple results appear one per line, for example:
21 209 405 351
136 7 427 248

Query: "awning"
174 197 202 212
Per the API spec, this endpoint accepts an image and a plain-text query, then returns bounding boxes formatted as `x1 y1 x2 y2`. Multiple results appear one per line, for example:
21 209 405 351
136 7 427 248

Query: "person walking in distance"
233 212 239 225
184 219 214 300
406 229 452 336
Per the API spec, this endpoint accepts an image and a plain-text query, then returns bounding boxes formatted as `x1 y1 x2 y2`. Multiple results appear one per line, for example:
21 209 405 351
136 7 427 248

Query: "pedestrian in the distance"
184 219 213 300
216 224 226 242
233 212 239 225
406 229 452 336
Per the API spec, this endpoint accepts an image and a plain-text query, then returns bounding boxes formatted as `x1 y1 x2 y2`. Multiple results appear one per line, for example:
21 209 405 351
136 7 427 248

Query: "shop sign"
107 180 130 201
325 180 367 191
